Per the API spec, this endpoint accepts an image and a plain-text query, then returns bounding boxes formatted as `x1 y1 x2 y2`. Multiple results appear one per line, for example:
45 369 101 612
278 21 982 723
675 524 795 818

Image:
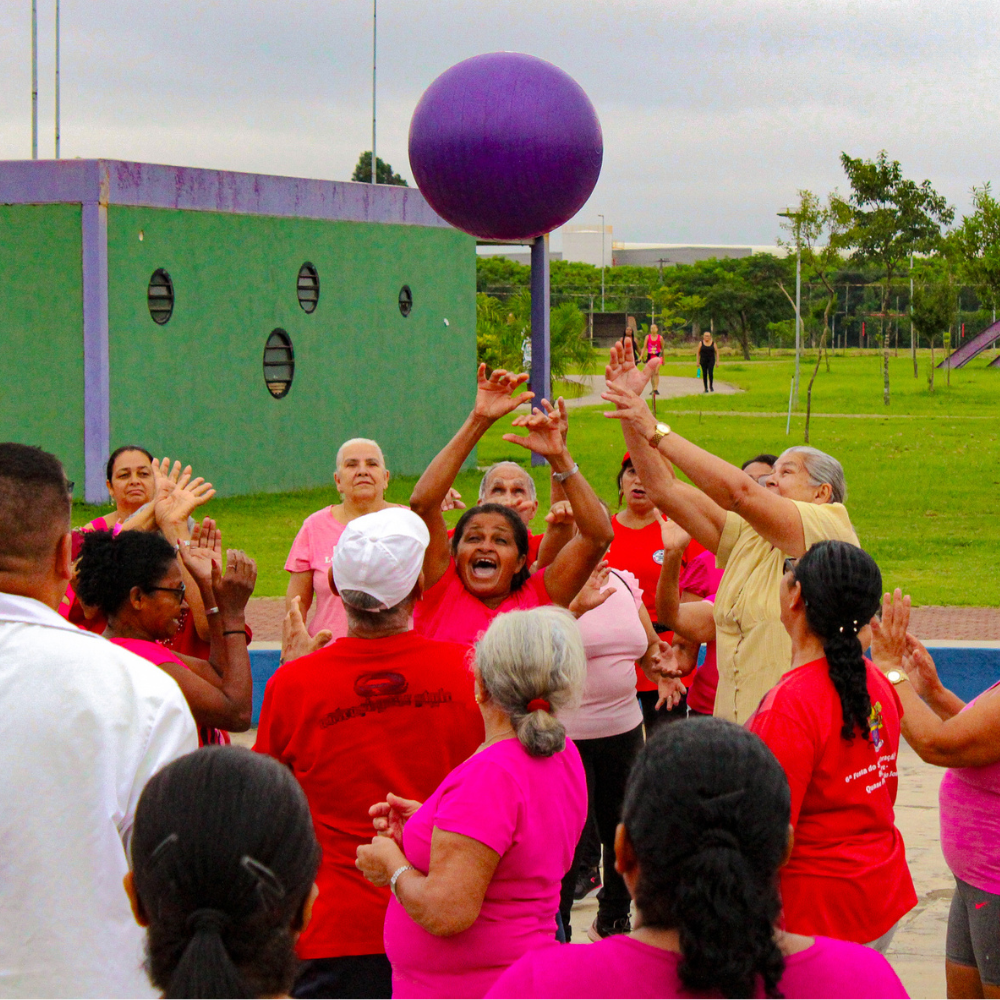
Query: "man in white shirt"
0 443 198 999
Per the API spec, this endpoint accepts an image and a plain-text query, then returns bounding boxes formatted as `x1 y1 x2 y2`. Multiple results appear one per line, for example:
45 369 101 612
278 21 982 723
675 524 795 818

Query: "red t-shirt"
747 657 917 943
413 560 552 648
606 516 708 691
448 528 543 567
254 631 484 960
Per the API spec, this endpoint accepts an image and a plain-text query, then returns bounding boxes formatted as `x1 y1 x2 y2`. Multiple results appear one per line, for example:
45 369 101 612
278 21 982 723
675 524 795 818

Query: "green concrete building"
0 159 475 501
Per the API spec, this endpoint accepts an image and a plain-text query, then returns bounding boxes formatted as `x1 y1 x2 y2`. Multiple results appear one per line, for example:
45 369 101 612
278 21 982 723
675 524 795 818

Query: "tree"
839 151 954 404
911 280 954 393
777 190 850 442
952 183 1000 317
351 151 408 186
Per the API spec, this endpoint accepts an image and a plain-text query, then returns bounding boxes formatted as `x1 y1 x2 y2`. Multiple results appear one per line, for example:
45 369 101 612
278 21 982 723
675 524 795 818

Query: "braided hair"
131 746 320 999
75 529 177 618
792 540 882 741
623 718 790 998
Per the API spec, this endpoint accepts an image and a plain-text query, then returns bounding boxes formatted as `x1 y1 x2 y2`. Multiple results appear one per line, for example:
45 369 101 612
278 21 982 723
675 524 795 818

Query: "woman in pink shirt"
410 365 613 648
487 718 908 1000
873 592 1000 999
285 437 401 644
76 526 256 746
356 607 588 998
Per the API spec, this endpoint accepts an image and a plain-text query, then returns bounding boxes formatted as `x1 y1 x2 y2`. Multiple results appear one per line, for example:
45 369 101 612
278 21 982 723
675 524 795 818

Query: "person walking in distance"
697 331 719 392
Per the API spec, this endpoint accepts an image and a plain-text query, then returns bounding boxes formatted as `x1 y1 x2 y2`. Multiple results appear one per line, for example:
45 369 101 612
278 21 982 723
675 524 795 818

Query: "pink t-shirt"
681 552 724 715
384 738 587 999
412 561 552 647
284 507 347 640
486 933 909 999
562 568 646 741
940 681 1000 894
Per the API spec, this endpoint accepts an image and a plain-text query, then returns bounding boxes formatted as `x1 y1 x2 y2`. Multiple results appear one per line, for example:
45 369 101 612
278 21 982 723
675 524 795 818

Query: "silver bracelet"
551 462 579 483
205 606 220 616
389 864 415 897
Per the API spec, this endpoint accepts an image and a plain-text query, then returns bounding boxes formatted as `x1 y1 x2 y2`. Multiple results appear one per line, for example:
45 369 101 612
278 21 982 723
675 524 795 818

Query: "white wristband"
551 462 579 483
389 864 415 897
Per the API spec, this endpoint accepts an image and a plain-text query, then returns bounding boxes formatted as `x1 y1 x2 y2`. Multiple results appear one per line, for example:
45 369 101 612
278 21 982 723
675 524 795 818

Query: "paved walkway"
559 373 740 409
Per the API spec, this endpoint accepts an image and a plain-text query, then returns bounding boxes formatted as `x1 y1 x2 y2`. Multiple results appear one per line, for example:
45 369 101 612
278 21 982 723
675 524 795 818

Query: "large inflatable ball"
408 52 603 242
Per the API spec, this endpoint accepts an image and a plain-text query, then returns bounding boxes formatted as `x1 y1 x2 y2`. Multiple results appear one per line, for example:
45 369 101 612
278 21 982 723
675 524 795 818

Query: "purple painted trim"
0 159 449 228
529 235 551 468
81 183 110 503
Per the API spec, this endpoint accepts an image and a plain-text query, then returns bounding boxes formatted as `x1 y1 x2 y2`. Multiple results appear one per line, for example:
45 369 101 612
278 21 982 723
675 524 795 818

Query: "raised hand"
568 560 615 618
601 381 658 438
191 517 223 571
369 792 423 848
177 532 216 592
902 634 943 700
653 510 691 552
281 595 332 664
606 339 660 395
544 500 575 526
474 364 534 423
554 396 569 443
214 549 257 618
870 588 911 673
502 399 567 459
153 457 215 525
440 487 466 512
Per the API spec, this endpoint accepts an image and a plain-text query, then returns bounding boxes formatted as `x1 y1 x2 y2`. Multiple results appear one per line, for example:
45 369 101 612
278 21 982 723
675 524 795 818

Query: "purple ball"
408 52 603 241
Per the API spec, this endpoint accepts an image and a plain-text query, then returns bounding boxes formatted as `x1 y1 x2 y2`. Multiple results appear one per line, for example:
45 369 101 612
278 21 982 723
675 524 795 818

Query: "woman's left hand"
356 835 408 887
601 382 657 438
656 675 686 711
502 399 568 459
870 588 911 673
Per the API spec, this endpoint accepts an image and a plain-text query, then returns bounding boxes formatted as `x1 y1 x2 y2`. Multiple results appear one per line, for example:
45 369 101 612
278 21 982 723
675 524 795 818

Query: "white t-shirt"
0 593 198 998
561 569 647 741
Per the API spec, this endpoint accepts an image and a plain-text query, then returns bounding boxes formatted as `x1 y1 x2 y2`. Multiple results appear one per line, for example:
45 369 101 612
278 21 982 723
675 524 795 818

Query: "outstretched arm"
653 514 717 643
410 366 534 589
502 401 613 608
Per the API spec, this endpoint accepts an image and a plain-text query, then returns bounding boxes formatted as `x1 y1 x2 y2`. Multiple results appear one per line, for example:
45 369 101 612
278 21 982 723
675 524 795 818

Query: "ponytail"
792 541 882 741
623 719 791 999
166 910 251 1000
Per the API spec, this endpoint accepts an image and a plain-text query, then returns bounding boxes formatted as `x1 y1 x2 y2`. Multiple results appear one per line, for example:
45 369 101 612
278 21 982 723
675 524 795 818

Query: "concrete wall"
106 206 476 494
0 204 86 486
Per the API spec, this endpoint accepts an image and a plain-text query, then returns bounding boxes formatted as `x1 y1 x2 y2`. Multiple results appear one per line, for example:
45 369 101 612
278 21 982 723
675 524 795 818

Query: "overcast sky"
3 0 999 246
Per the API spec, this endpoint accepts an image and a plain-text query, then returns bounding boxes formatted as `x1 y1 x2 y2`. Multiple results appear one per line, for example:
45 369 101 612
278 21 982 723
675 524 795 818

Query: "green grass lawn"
74 352 1000 604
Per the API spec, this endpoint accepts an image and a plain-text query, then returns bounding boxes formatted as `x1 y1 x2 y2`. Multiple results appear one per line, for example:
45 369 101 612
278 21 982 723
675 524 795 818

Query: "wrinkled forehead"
462 512 515 538
338 443 385 467
775 451 805 473
483 464 532 492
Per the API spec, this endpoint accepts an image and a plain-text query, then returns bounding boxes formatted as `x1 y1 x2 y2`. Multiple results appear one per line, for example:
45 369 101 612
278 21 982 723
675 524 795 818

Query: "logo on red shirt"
868 701 885 753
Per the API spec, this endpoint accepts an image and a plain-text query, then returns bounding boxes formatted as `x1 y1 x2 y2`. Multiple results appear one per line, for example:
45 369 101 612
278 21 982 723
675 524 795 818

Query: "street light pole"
598 214 606 312
55 0 60 158
777 209 802 402
31 0 38 159
371 0 377 185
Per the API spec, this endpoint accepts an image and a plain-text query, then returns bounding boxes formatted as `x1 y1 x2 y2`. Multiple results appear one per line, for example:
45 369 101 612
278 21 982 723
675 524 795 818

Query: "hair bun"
186 907 230 936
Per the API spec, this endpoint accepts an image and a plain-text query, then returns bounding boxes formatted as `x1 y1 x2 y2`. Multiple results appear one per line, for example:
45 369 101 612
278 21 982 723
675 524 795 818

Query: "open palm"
474 364 534 422
606 339 658 395
503 400 565 457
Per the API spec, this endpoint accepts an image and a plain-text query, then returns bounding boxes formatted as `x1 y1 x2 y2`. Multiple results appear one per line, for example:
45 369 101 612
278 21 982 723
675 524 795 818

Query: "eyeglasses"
782 557 798 576
65 481 75 495
148 583 186 602
757 475 771 487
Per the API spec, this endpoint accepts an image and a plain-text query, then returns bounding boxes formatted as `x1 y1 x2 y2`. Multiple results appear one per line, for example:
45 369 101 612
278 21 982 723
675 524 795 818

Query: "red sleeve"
253 671 294 764
748 707 817 829
527 532 543 565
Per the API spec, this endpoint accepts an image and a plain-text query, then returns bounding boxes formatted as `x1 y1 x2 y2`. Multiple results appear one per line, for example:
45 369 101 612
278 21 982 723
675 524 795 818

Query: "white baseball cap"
332 508 430 610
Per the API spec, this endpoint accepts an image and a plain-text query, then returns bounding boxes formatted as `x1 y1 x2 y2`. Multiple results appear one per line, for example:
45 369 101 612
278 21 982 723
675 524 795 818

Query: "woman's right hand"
473 364 533 423
214 549 257 616
568 560 614 617
653 510 691 552
902 634 943 700
370 792 423 847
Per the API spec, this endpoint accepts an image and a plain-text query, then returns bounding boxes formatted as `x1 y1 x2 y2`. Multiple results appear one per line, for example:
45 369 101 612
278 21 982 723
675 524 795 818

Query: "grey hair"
781 446 847 504
478 462 537 504
336 438 385 468
474 607 586 758
340 589 411 633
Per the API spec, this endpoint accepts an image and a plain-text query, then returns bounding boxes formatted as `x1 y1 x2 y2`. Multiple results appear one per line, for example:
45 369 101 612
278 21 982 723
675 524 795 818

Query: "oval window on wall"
147 268 174 324
297 262 319 313
398 284 413 317
263 329 294 399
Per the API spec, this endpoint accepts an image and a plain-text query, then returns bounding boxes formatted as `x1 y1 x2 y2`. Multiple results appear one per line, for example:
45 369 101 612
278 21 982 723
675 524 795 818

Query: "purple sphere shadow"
408 52 603 242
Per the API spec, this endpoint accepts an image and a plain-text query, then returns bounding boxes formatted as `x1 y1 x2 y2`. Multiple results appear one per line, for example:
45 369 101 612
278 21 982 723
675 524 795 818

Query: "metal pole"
598 214 605 312
909 252 916 376
794 247 801 402
54 0 60 158
31 0 38 159
371 0 376 184
529 235 551 468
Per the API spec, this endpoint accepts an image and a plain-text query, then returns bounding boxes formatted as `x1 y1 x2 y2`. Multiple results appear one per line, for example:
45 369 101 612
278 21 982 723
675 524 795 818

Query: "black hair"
452 503 531 592
791 540 882 741
741 453 778 471
0 442 72 567
623 718 790 999
131 746 321 1000
616 456 635 510
76 529 178 617
106 444 153 484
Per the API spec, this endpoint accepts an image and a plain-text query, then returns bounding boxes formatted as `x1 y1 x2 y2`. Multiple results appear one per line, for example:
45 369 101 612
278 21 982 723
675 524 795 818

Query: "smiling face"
107 450 155 514
765 451 832 504
454 512 526 603
334 441 389 505
480 465 538 525
131 561 186 640
621 464 653 516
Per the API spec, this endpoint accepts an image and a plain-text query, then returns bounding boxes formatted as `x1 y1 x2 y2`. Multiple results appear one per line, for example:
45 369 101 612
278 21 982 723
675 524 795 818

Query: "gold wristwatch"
886 669 908 686
648 422 671 447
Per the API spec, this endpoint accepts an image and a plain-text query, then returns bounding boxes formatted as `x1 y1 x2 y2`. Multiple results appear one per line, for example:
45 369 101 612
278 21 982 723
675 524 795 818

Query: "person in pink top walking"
873 592 1000 999
487 718 908 1000
643 324 664 398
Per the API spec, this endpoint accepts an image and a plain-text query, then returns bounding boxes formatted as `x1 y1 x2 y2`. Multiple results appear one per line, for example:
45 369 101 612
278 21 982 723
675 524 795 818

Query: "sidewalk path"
558 374 740 409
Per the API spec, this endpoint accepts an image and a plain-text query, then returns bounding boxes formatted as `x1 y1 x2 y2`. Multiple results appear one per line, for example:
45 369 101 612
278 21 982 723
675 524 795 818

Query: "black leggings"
702 361 715 391
559 724 644 938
